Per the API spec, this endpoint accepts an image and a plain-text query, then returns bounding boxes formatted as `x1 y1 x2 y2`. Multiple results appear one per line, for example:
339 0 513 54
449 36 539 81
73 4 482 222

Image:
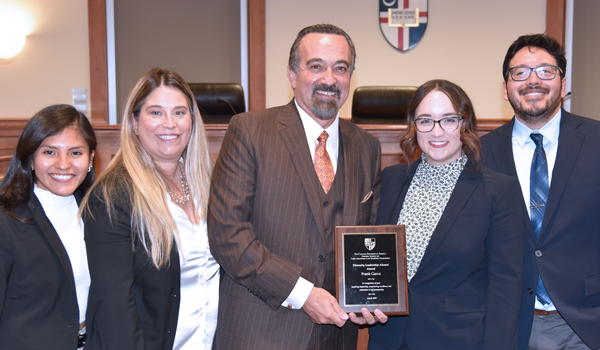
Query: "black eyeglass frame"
414 116 464 133
507 65 564 82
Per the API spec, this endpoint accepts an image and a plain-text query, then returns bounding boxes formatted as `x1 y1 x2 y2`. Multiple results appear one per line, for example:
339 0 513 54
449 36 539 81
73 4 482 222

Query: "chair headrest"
188 83 245 124
351 86 417 124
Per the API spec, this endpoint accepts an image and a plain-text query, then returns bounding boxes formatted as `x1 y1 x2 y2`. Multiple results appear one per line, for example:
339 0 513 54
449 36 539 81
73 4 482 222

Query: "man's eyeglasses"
414 116 463 133
507 65 563 81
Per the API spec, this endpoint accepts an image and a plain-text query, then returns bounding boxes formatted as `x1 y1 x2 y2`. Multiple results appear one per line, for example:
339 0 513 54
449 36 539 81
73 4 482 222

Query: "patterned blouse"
397 152 468 281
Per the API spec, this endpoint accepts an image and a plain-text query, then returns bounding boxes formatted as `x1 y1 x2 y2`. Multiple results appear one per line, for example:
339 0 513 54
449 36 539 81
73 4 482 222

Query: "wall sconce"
0 36 26 59
0 5 32 59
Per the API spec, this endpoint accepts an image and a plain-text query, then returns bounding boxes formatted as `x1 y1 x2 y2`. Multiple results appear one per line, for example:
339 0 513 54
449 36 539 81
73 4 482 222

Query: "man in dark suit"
208 24 385 349
481 34 600 350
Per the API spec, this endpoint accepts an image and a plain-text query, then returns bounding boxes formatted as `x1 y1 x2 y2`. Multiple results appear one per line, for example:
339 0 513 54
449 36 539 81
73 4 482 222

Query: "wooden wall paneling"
0 119 29 180
88 0 109 125
205 125 228 164
546 0 566 45
361 125 406 169
247 0 266 111
0 119 28 149
90 125 121 176
0 120 511 180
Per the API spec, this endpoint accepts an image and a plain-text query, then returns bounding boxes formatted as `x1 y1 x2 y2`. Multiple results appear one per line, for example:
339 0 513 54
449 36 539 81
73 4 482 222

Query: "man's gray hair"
288 23 356 75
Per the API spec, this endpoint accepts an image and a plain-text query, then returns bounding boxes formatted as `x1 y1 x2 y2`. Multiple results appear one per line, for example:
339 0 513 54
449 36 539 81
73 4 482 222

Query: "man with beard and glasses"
481 34 600 350
208 24 386 350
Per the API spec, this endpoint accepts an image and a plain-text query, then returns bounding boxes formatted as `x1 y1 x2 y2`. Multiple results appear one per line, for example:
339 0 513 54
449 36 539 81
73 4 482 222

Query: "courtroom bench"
0 119 509 180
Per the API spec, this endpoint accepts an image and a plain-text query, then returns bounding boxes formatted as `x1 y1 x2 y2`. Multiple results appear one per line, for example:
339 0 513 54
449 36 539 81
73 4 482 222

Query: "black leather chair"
188 83 245 124
350 86 417 124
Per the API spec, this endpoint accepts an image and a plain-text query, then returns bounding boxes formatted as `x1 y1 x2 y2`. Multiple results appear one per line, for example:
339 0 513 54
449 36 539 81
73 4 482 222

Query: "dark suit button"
324 228 329 234
165 330 172 334
323 201 329 207
527 288 534 294
535 250 542 257
318 255 325 262
170 294 177 298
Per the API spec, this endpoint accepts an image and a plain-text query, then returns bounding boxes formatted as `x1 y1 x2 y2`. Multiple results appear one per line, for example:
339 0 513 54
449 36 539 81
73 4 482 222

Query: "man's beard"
310 83 341 121
508 85 562 125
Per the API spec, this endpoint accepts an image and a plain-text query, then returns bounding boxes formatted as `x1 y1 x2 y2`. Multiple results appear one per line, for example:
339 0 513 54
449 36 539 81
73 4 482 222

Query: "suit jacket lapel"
489 118 519 178
278 100 327 240
540 111 584 237
340 121 359 226
491 118 536 239
28 193 77 294
414 160 479 277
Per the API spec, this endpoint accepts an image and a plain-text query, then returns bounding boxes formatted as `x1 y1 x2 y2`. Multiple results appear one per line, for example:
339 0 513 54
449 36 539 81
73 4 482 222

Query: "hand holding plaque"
334 225 408 316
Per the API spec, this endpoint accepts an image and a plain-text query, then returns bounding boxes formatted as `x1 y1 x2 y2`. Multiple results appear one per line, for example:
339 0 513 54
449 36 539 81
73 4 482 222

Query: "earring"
134 129 138 135
88 166 92 173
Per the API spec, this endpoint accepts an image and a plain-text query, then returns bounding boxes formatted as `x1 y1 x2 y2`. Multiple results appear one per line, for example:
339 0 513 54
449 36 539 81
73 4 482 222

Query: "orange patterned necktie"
314 131 335 194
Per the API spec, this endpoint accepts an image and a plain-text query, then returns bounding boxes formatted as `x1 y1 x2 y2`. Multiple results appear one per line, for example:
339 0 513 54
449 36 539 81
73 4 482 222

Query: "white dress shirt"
168 200 220 349
280 100 341 310
512 110 561 311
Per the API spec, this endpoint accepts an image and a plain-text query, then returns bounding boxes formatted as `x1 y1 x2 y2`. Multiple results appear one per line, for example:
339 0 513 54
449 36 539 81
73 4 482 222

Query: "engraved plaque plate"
335 225 408 315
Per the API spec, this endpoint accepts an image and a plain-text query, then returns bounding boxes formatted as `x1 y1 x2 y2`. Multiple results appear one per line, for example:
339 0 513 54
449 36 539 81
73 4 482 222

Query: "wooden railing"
0 119 29 181
0 119 511 180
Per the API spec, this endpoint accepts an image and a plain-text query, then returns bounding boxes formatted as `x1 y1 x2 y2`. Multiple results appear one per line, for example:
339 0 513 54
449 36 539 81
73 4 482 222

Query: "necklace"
167 163 190 205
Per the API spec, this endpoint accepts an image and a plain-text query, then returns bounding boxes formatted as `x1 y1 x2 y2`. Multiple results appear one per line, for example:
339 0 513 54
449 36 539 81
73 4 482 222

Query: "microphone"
217 98 238 115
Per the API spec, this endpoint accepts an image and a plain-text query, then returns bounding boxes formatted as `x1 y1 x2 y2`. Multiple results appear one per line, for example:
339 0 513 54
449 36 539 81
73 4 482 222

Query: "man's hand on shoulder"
302 287 348 327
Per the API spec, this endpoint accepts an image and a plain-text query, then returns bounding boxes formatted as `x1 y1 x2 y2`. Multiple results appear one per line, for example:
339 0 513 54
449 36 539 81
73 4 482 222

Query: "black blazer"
0 192 81 349
368 159 524 350
481 110 600 350
83 185 181 350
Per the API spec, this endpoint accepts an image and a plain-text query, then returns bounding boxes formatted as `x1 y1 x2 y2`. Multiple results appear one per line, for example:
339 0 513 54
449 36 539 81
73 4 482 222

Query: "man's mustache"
312 84 341 97
519 86 550 96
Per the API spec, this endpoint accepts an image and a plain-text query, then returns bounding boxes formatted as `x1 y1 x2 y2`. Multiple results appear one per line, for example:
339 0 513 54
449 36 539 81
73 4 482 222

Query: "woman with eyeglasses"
368 80 525 350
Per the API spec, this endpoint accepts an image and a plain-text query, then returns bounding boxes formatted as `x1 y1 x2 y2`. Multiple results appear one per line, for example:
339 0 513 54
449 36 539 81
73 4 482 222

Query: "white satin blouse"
167 200 220 350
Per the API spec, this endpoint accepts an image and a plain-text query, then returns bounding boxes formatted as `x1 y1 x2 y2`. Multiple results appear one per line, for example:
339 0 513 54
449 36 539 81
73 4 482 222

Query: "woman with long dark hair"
0 104 96 349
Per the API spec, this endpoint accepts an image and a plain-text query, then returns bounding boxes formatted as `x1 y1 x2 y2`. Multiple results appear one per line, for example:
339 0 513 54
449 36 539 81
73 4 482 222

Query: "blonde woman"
81 68 216 350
